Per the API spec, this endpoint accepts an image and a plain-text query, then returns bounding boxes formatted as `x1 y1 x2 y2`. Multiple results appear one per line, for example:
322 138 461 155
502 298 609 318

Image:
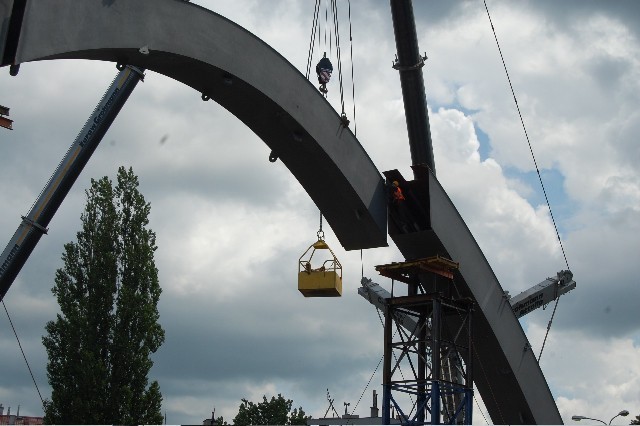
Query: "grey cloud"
2 1 640 424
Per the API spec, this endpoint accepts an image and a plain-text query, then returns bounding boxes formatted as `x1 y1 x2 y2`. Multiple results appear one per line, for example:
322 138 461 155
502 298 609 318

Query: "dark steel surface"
389 0 435 176
0 0 19 65
3 0 387 251
388 168 562 424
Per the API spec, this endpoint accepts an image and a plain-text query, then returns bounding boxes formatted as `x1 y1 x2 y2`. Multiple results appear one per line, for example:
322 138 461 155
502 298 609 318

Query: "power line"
2 300 45 407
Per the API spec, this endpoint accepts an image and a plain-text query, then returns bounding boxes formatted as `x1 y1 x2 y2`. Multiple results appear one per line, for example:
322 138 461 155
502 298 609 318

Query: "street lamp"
609 410 630 425
572 410 629 425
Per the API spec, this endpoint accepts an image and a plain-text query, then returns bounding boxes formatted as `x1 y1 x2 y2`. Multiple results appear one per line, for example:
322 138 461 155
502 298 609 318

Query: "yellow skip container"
298 238 342 297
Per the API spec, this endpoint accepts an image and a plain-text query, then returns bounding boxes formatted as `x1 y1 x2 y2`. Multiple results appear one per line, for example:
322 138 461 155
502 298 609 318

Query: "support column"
382 303 393 425
417 314 427 424
430 298 441 425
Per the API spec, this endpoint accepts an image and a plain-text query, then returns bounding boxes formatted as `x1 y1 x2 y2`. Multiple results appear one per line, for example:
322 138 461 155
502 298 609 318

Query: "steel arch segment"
5 0 386 250
390 169 563 424
1 0 563 423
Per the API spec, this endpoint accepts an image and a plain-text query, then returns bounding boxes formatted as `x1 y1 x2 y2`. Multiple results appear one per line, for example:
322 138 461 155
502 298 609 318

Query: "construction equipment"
0 65 144 302
298 237 342 297
360 269 576 322
360 255 474 425
358 266 575 424
508 270 575 318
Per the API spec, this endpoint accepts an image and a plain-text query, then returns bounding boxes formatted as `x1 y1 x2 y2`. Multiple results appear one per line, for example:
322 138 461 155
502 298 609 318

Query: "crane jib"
0 66 144 302
81 86 120 147
0 244 19 277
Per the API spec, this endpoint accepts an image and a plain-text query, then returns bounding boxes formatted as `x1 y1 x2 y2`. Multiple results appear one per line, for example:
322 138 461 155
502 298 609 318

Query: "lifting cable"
325 2 331 57
305 0 321 80
350 352 383 415
447 278 498 424
474 393 491 425
318 212 324 240
2 300 44 407
483 0 571 362
329 0 346 118
351 305 415 416
305 0 350 122
347 0 357 137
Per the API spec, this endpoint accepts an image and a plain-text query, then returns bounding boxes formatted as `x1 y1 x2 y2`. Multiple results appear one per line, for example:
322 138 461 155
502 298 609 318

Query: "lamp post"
572 410 629 425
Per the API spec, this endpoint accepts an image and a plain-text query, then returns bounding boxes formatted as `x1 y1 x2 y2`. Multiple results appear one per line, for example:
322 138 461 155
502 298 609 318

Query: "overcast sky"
1 0 639 424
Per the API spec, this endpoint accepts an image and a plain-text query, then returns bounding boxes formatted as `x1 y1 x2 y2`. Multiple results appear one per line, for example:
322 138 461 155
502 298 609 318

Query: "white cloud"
529 325 640 423
2 1 640 424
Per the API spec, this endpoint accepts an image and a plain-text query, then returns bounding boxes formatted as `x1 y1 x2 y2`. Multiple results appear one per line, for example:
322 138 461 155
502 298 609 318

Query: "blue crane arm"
0 65 144 302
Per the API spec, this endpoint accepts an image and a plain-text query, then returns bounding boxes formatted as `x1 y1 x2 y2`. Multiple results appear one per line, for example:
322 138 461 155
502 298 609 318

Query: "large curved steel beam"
0 0 560 423
0 0 387 251
388 166 562 424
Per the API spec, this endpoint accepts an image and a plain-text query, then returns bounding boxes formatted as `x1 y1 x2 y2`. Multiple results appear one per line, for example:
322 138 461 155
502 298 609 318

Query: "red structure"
0 414 43 425
0 105 13 130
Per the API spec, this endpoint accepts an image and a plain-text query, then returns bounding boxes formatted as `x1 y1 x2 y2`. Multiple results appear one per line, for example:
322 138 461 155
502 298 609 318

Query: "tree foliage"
232 394 310 425
631 414 640 425
42 167 164 424
213 415 228 425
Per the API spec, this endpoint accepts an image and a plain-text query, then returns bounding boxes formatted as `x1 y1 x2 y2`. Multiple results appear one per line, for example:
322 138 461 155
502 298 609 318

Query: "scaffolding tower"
376 257 474 425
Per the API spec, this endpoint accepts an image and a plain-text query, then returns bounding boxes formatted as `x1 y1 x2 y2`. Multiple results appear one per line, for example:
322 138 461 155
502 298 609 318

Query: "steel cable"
3 300 45 408
483 0 570 363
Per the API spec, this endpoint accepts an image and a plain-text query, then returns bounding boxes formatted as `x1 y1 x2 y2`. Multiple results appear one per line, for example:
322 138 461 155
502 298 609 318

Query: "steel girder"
0 0 387 251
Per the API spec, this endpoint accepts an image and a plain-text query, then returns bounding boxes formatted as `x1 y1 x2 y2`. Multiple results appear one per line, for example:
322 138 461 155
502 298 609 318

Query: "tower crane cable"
538 292 561 362
2 300 45 408
329 0 346 117
347 0 357 137
448 277 502 424
351 301 416 416
318 211 324 240
305 0 321 80
483 0 570 362
473 393 490 425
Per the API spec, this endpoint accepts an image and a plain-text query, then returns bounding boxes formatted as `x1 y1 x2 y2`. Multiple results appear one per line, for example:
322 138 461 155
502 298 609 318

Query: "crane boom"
0 65 144 302
359 270 576 322
508 270 575 318
389 0 435 176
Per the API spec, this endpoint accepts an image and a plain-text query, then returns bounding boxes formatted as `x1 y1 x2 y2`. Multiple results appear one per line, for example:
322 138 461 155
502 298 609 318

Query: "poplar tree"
42 166 164 424
232 394 310 425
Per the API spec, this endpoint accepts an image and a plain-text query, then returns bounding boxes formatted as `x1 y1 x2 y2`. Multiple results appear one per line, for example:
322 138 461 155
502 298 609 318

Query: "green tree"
631 413 640 425
213 415 228 425
42 167 164 424
232 394 310 425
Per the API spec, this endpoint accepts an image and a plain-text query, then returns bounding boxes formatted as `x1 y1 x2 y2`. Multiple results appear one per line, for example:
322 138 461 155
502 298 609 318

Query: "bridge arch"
1 0 387 250
1 0 562 423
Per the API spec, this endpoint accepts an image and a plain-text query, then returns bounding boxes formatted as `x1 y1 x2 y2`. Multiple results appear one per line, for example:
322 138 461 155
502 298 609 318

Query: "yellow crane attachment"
298 238 342 297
